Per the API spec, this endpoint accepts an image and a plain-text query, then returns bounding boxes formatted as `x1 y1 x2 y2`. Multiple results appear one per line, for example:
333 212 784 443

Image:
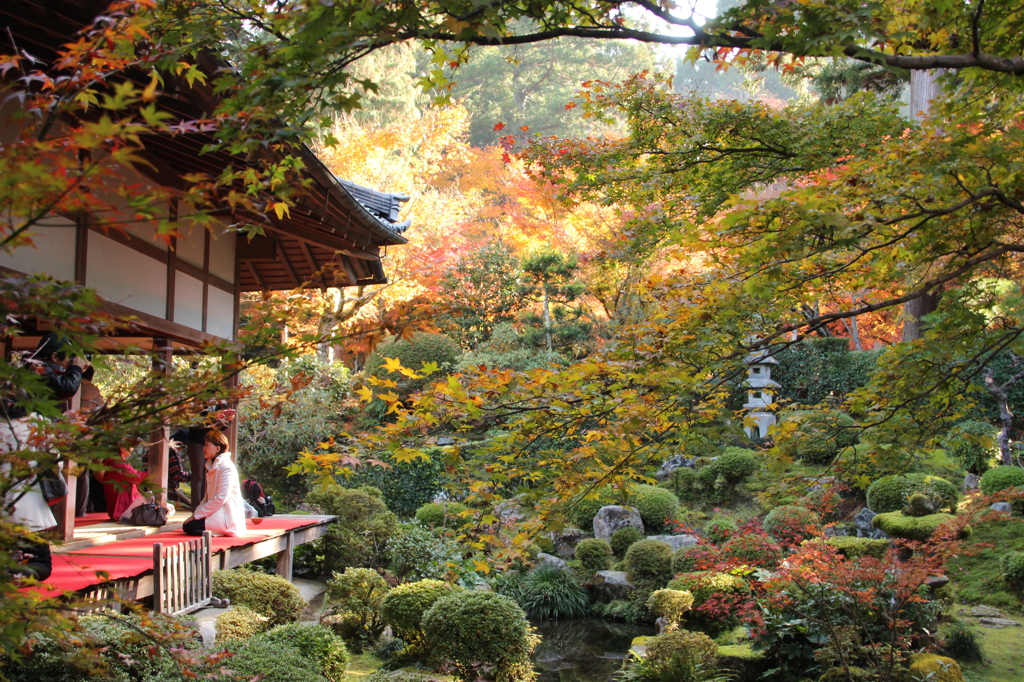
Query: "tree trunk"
984 368 1015 466
902 291 939 342
542 286 553 355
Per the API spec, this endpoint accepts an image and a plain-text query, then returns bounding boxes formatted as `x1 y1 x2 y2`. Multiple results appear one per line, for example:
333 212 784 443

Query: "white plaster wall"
174 206 206 270
206 287 235 340
174 273 204 331
0 217 77 281
86 233 167 317
208 228 235 283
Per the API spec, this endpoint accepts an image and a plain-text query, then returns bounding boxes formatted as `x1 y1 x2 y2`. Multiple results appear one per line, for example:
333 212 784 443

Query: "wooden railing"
153 531 212 615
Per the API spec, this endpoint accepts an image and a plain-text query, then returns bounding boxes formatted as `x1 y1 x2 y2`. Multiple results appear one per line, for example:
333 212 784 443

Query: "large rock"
991 502 1012 514
655 454 696 481
593 505 644 541
854 507 889 540
536 553 568 570
592 570 634 601
549 527 587 558
646 534 699 551
962 473 981 493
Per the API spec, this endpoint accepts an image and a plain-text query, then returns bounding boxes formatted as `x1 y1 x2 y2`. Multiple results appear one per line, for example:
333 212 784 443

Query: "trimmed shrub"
713 448 760 484
214 606 269 644
763 506 821 546
872 511 969 541
414 501 467 528
943 420 998 475
570 496 609 531
212 568 306 625
672 544 722 573
624 539 675 585
610 526 644 557
323 567 390 652
519 563 590 619
344 453 447 517
866 474 959 514
365 333 463 395
307 484 401 572
667 572 748 608
980 466 1024 495
1001 551 1024 591
252 624 349 682
386 522 463 582
226 637 329 682
721 534 783 568
575 538 613 573
381 579 461 647
642 629 719 680
943 621 984 663
421 591 539 682
823 536 890 560
780 410 859 465
773 336 879 405
906 653 963 682
632 484 680 533
646 589 694 629
703 517 738 545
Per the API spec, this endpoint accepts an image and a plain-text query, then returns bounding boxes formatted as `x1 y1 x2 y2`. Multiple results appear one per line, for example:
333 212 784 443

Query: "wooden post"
153 542 165 613
56 390 81 542
148 339 172 507
225 370 239 463
276 531 294 582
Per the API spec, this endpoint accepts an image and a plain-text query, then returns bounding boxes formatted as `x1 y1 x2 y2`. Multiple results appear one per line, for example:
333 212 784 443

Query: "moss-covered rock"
905 653 963 682
717 644 768 680
872 512 970 541
822 536 891 559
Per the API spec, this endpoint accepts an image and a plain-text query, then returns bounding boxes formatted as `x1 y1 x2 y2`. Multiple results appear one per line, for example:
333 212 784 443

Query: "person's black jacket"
39 361 82 402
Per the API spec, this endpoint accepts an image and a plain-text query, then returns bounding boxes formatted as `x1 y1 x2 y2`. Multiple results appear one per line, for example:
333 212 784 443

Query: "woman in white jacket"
182 430 246 537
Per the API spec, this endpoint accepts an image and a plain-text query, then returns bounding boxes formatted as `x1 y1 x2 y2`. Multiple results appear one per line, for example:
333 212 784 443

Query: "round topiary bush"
1001 551 1024 591
646 588 694 629
251 624 350 682
631 484 680 533
943 420 998 475
781 411 859 465
414 501 467 528
980 466 1024 495
365 333 463 394
307 484 401 573
215 606 270 644
667 572 748 608
721 534 784 568
574 538 613 573
323 567 390 652
610 526 644 557
421 591 539 682
763 506 821 546
519 563 590 619
703 517 739 545
866 474 960 514
672 544 722 573
624 539 675 585
213 568 306 625
714 448 761 484
381 579 461 647
642 629 718 678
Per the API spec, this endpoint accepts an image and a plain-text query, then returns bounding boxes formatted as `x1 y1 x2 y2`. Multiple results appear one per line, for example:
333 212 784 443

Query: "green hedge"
343 453 447 517
772 337 881 405
866 474 959 514
212 568 306 625
980 466 1024 495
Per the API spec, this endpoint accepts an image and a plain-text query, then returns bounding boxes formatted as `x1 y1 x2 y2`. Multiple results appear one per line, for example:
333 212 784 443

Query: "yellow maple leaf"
382 356 404 373
355 386 374 402
472 559 491 574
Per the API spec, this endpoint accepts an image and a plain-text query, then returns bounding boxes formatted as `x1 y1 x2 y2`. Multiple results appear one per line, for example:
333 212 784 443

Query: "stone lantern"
743 349 779 440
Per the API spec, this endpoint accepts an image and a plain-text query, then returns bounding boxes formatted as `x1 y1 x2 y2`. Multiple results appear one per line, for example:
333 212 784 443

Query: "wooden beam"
246 261 266 292
265 222 380 261
269 232 303 289
298 240 327 290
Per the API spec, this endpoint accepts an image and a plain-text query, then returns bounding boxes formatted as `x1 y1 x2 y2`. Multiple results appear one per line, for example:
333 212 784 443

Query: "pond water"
531 618 657 682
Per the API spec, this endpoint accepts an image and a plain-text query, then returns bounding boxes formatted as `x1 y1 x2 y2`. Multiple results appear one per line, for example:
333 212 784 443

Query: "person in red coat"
98 448 147 523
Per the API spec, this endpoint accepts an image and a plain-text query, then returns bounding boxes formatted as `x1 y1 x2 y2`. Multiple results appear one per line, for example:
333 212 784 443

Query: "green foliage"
773 338 880 406
866 474 960 514
381 579 461 647
947 517 1024 609
624 539 675 585
414 501 467 529
574 538 614 573
703 517 739 545
681 451 760 505
642 629 720 681
436 243 526 350
712 448 761 485
667 573 748 609
611 527 644 558
212 568 306 626
570 496 610 531
252 624 350 682
1001 551 1024 591
906 654 963 682
239 359 350 504
646 589 695 629
457 323 567 372
631 484 681 533
307 485 401 572
518 563 590 619
421 591 539 682
673 545 722 573
225 636 329 682
871 512 966 541
763 506 821 546
720 534 783 568
214 606 269 644
777 410 860 465
323 568 390 652
822 537 890 560
343 454 447 517
386 522 463 582
589 599 645 623
980 466 1024 495
365 333 462 395
942 420 999 475
942 621 985 664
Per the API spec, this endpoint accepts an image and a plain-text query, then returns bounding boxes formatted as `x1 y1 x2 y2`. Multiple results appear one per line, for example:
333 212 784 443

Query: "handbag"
128 503 168 527
37 468 68 506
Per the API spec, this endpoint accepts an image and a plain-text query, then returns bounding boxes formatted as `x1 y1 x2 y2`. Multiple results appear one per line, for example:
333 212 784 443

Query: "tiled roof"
338 179 411 233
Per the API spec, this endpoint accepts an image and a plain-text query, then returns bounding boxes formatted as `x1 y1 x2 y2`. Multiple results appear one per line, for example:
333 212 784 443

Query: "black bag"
128 503 168 527
243 479 274 517
37 468 68 506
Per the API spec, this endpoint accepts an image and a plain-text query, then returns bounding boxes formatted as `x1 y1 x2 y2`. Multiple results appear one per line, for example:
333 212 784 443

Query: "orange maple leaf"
493 122 506 131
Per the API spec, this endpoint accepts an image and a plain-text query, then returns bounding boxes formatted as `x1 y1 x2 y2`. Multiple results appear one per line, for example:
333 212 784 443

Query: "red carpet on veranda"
22 516 324 599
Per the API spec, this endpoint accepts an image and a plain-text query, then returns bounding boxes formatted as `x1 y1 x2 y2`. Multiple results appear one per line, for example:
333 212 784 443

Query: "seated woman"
182 430 245 537
99 447 173 524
